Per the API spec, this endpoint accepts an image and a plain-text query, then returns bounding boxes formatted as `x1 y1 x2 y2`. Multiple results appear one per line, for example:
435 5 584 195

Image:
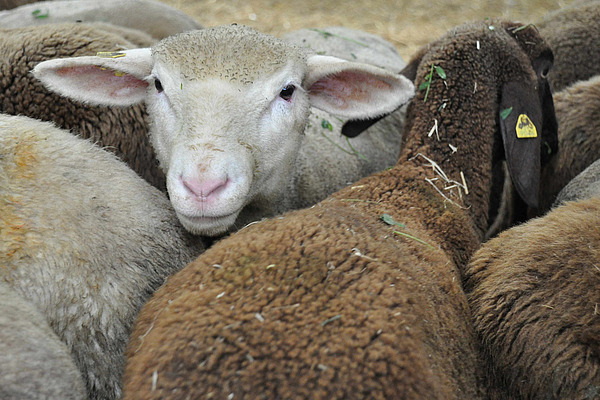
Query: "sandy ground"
161 0 575 60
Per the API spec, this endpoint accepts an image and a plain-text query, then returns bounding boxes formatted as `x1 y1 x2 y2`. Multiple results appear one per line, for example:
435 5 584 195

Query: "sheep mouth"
176 211 240 236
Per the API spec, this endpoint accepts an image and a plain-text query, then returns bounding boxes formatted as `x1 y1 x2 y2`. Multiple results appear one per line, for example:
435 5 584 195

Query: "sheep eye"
154 78 164 93
279 85 295 101
540 67 550 79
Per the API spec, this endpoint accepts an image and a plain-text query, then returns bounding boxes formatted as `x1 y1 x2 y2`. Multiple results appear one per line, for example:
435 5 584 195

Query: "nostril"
182 177 229 200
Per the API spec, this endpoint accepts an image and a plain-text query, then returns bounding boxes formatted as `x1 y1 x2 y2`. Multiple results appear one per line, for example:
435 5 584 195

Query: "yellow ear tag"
96 51 126 58
515 114 538 138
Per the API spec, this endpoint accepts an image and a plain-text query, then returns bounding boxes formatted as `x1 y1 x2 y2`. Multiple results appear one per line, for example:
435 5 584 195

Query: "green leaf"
434 66 446 80
418 81 430 91
32 9 49 18
380 214 406 228
500 107 513 120
544 141 552 155
321 119 333 131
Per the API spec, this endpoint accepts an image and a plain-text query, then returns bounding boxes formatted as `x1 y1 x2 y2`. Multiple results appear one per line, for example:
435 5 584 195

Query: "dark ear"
532 53 559 165
341 111 392 138
399 46 427 83
499 81 544 208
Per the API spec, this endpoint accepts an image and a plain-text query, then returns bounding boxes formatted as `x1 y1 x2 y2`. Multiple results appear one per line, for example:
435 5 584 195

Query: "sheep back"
554 157 600 205
0 114 202 400
466 196 600 399
123 194 484 399
0 0 202 40
0 22 166 190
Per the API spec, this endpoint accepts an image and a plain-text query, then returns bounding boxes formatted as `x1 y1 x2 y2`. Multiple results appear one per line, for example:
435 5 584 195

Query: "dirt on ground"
161 0 575 60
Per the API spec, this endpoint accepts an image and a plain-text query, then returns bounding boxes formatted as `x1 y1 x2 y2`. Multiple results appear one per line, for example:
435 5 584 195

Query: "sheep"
535 75 600 213
0 22 168 190
33 24 415 237
0 281 86 400
554 157 600 205
0 114 204 400
537 0 600 93
119 20 558 399
0 0 202 40
465 164 600 398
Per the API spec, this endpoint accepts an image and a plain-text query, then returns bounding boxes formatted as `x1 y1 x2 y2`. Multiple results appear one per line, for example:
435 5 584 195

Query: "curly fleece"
122 20 551 399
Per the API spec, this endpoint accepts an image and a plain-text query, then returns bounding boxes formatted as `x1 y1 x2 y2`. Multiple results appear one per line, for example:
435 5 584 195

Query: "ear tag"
516 114 538 139
96 51 126 58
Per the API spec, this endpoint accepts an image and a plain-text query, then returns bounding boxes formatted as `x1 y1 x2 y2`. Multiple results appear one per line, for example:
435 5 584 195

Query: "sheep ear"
32 48 153 107
340 48 424 138
499 81 544 208
305 55 414 120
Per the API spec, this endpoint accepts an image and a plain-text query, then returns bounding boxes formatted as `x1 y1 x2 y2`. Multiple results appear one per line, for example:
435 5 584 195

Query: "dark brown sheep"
536 75 600 214
466 197 600 399
0 22 166 190
121 20 557 399
537 0 600 93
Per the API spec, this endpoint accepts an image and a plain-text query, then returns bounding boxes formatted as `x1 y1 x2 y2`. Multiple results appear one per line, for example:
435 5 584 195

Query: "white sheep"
0 114 203 400
0 0 202 40
0 281 86 400
33 24 414 236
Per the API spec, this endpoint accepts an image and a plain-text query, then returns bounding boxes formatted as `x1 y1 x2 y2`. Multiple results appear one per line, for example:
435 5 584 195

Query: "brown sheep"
537 0 600 93
465 193 600 398
120 20 557 399
487 1 600 221
536 75 600 214
0 22 166 189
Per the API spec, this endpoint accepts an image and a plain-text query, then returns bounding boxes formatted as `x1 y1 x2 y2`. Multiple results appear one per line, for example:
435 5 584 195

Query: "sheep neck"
395 32 511 267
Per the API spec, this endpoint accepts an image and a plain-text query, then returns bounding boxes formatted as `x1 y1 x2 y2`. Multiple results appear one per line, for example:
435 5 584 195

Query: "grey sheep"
0 114 203 400
0 281 86 400
465 162 600 398
554 155 600 205
537 0 600 93
0 0 202 40
33 24 414 237
120 20 557 399
0 22 168 189
281 26 408 210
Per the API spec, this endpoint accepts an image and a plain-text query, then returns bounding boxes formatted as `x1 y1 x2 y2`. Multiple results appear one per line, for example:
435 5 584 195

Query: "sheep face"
147 60 310 235
33 25 414 236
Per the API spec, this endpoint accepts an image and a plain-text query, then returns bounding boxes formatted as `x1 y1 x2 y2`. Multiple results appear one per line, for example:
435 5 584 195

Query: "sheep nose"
182 177 229 201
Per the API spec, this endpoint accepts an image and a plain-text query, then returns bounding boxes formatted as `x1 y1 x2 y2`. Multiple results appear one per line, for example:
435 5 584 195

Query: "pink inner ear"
309 71 393 109
56 65 148 98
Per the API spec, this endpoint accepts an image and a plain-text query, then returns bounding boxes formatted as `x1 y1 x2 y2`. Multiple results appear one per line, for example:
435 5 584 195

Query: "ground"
161 0 575 60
